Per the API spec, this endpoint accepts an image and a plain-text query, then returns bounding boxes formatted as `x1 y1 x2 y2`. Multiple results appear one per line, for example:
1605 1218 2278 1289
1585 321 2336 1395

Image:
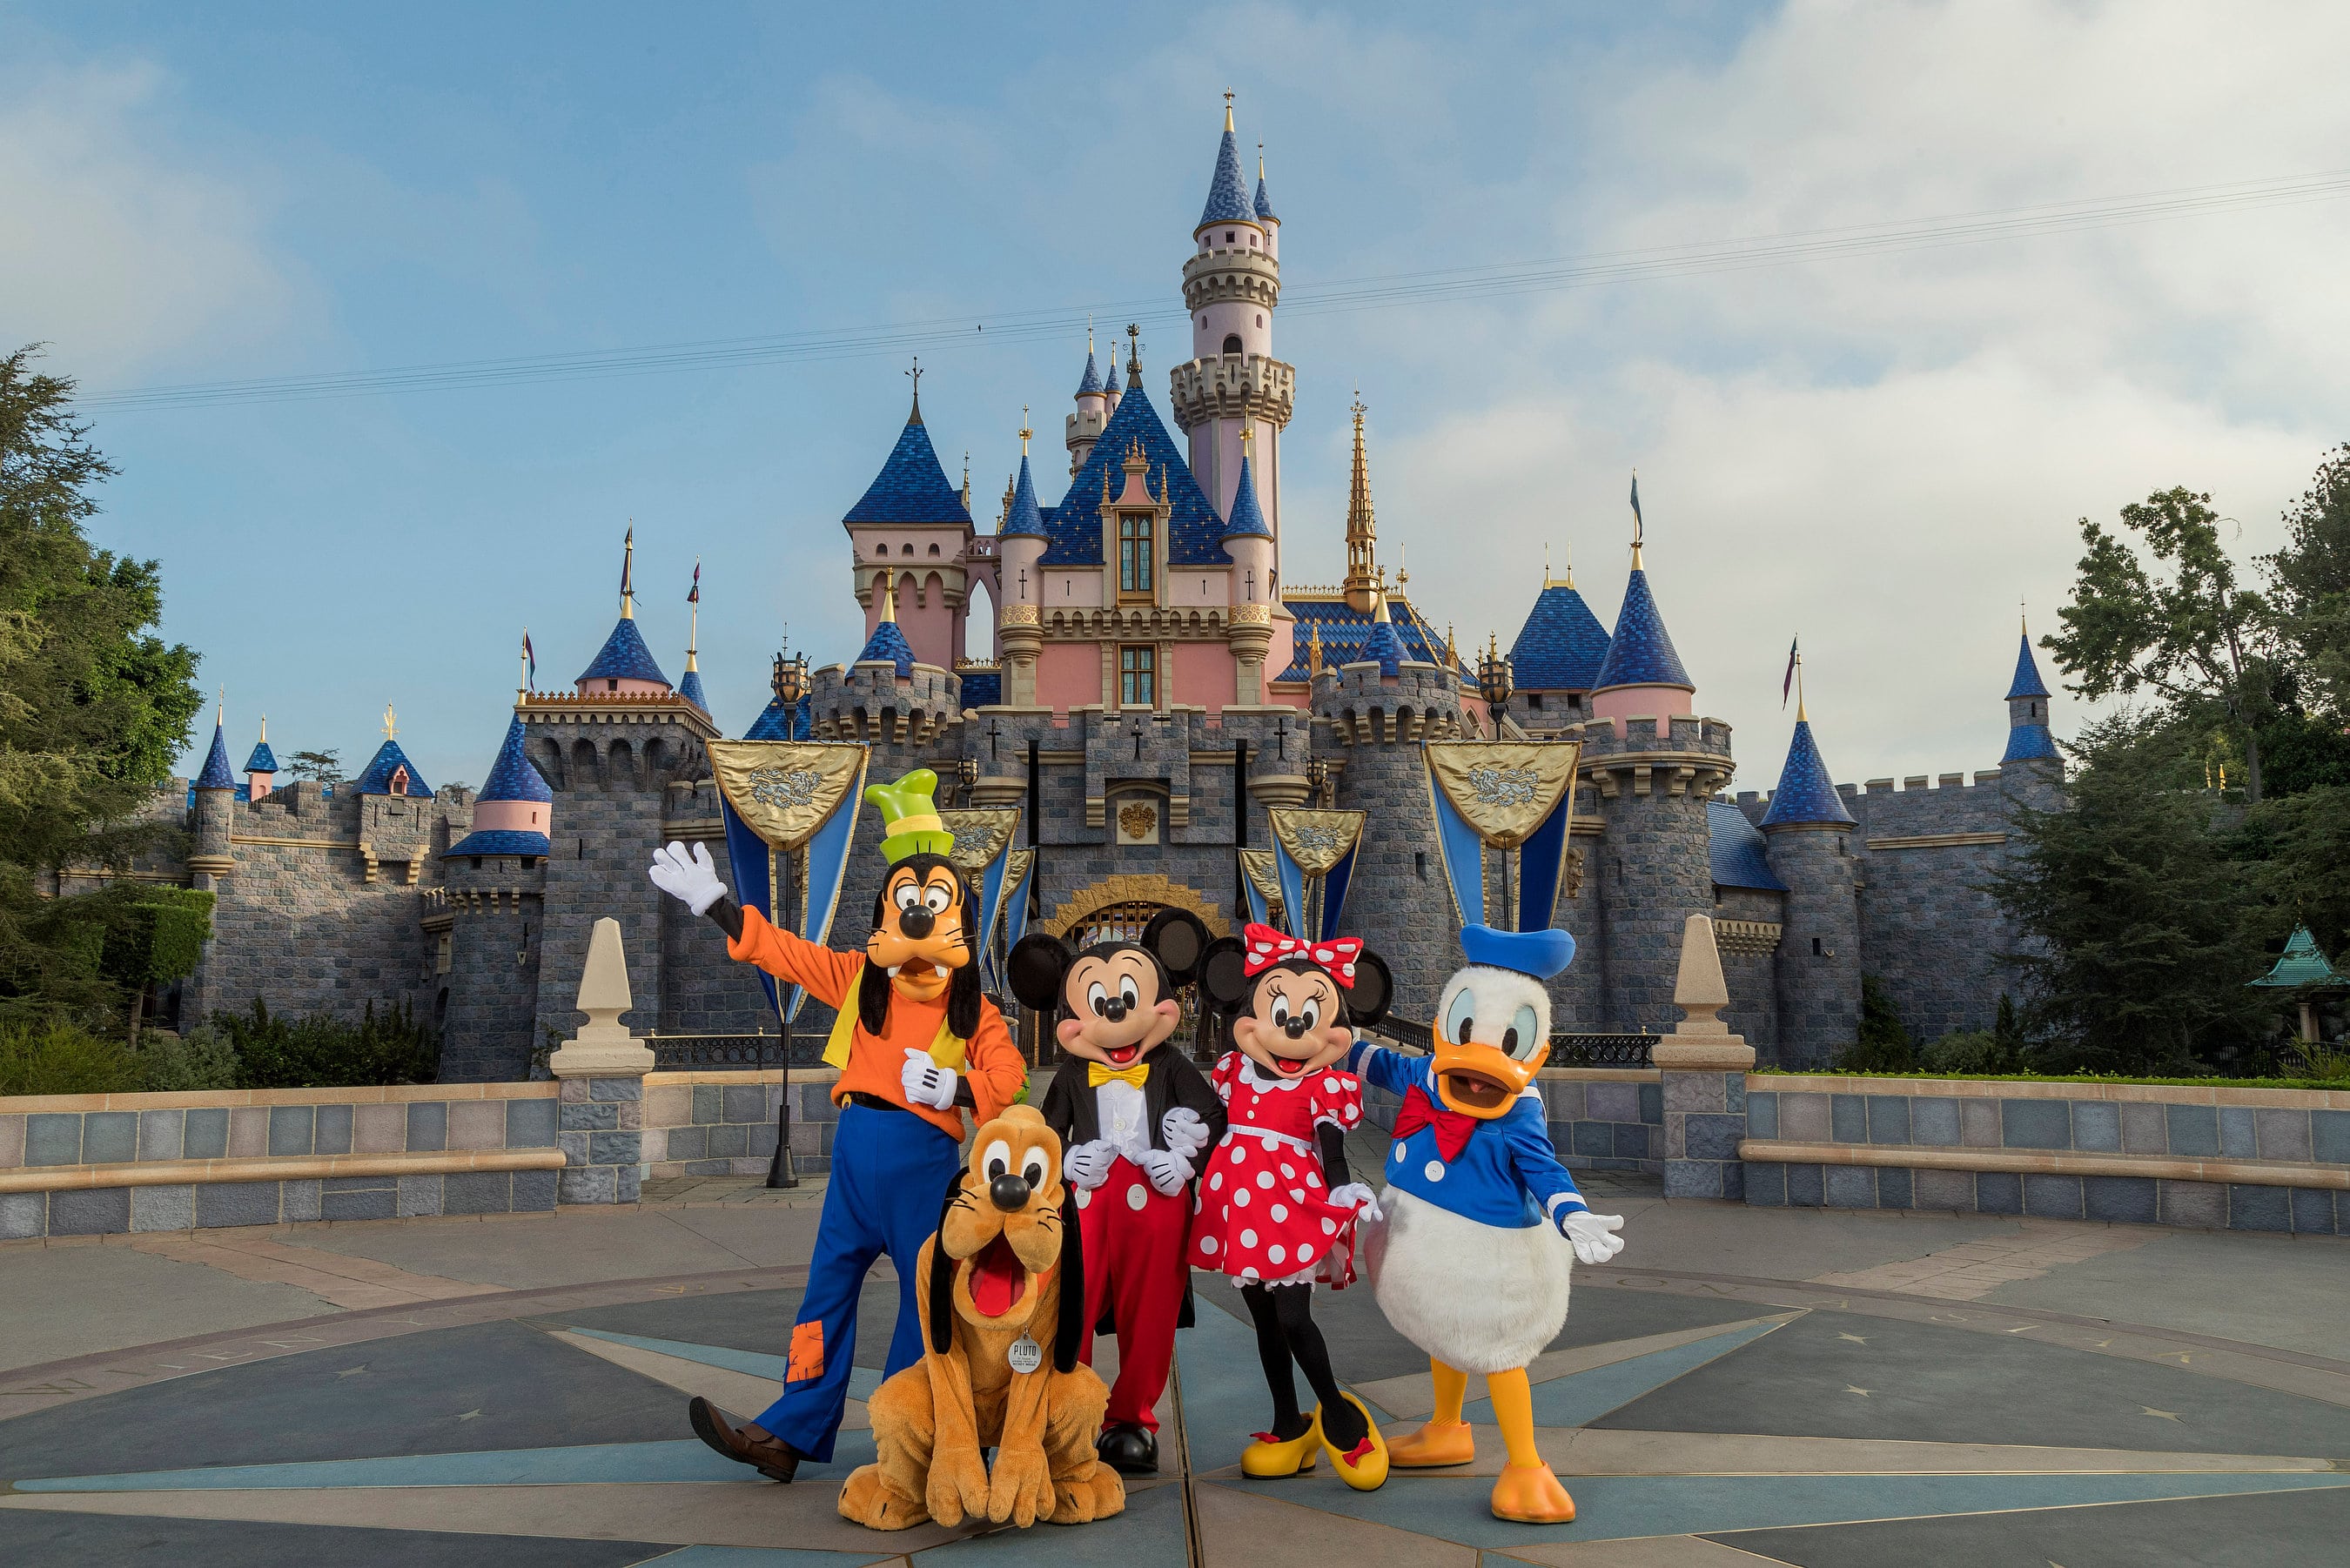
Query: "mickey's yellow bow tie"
1087 1060 1150 1090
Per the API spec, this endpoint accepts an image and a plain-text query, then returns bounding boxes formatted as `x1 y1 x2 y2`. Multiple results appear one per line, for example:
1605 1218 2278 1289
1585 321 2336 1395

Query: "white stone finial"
1672 913 1729 1034
549 916 655 1077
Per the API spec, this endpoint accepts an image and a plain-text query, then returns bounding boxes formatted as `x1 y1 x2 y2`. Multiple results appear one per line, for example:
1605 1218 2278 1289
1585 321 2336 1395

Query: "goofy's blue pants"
756 1101 963 1462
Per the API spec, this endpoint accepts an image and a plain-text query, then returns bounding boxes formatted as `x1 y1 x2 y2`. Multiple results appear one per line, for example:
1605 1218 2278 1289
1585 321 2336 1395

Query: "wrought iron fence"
644 1033 821 1070
1375 1016 1656 1069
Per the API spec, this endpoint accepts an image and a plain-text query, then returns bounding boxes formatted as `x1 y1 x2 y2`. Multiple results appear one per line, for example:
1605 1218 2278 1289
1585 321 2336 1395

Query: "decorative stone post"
1653 914 1755 1201
547 917 655 1204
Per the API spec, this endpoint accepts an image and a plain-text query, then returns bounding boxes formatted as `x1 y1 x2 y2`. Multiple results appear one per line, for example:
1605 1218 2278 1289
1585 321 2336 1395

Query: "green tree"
2263 444 2350 719
285 748 340 781
0 345 204 1023
1838 975 1915 1071
2045 486 2273 799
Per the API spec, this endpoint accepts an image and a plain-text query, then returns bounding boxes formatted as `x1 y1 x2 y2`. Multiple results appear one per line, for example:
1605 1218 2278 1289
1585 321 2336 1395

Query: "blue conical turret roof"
1198 124 1255 228
1509 583 1611 691
1223 454 1271 539
195 718 235 790
1076 349 1102 398
2002 722 2060 764
1254 171 1278 222
1103 351 1121 394
243 736 279 774
1043 377 1228 567
745 693 809 741
843 397 971 526
352 738 433 798
2006 631 2051 700
577 615 670 687
1761 719 1855 828
1360 595 1409 676
678 668 708 712
856 615 916 679
1590 569 1692 691
477 714 552 803
1002 454 1046 539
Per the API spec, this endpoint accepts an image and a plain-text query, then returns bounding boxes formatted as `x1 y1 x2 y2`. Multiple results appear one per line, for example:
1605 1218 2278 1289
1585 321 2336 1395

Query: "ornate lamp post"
955 753 979 805
764 646 812 1189
1477 633 1514 738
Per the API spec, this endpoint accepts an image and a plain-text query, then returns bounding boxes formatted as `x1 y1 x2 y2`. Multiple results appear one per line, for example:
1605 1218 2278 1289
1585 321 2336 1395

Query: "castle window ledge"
1863 831 2009 851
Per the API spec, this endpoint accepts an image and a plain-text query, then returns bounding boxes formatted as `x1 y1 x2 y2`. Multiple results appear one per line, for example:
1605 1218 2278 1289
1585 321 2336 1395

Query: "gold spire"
381 703 398 741
1795 645 1808 723
1444 623 1457 669
686 560 701 673
877 572 898 624
620 525 635 618
1224 90 1234 133
1343 394 1379 613
1628 469 1644 571
1372 583 1392 624
258 714 267 742
1307 620 1324 674
518 631 530 698
962 452 971 513
1019 405 1031 455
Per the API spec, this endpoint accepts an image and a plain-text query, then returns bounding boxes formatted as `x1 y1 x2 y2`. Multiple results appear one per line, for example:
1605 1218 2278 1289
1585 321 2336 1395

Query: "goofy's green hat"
865 767 953 862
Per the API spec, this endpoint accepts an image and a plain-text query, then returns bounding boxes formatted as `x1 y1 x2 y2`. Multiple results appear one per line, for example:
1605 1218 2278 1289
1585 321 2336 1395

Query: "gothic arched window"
1222 334 1242 355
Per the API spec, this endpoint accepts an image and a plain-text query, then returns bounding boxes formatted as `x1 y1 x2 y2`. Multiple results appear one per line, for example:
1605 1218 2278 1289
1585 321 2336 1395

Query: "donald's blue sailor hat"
1459 924 1576 980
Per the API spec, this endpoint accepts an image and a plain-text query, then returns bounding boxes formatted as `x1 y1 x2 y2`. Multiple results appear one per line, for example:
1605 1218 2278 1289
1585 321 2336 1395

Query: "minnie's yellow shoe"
1315 1393 1390 1491
1239 1417 1320 1478
1388 1417 1476 1468
1489 1461 1577 1524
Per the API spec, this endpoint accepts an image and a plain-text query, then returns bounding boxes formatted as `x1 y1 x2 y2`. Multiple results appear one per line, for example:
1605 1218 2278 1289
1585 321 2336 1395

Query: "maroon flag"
1782 638 1799 707
688 560 701 605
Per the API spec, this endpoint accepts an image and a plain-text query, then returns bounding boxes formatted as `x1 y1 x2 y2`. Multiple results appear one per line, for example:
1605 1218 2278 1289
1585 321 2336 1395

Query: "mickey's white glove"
1159 1107 1213 1158
1138 1147 1193 1196
1561 1210 1626 1264
649 841 728 916
1327 1183 1383 1225
900 1049 958 1111
1062 1140 1117 1190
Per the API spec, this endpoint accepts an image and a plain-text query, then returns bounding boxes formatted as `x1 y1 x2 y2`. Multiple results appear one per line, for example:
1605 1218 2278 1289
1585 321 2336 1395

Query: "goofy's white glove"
900 1048 958 1111
1561 1210 1626 1264
1138 1146 1194 1197
648 841 728 916
1062 1139 1117 1190
1327 1183 1384 1225
1158 1107 1213 1158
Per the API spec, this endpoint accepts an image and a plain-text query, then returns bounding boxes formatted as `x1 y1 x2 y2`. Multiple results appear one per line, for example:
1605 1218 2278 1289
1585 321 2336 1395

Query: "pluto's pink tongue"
970 1236 1024 1317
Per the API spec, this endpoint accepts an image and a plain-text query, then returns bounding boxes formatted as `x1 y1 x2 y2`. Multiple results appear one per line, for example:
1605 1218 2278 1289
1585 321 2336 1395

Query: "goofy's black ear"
1007 933 1074 1015
1052 1183 1085 1374
1141 908 1210 987
1346 950 1395 1028
927 1170 964 1356
1197 935 1252 1012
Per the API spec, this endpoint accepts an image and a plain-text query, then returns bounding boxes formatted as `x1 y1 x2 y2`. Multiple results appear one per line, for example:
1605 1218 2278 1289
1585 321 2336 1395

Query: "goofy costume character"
648 768 1027 1484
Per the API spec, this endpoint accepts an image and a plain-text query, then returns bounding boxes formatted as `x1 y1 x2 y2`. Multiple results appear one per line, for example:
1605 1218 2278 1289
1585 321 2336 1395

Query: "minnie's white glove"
900 1049 958 1111
1062 1140 1117 1190
648 841 728 915
1561 1210 1626 1264
1159 1107 1213 1157
1138 1147 1193 1196
1326 1183 1384 1225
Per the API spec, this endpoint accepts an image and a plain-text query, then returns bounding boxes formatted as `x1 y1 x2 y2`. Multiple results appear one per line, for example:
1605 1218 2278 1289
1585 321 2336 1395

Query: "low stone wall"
0 1083 562 1238
643 1069 843 1179
1360 1064 1664 1176
1742 1075 2350 1234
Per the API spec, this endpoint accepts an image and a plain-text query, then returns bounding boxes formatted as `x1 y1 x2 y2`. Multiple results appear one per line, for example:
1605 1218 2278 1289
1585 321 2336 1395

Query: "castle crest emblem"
747 767 824 813
1466 765 1540 808
1286 821 1344 859
1118 801 1158 841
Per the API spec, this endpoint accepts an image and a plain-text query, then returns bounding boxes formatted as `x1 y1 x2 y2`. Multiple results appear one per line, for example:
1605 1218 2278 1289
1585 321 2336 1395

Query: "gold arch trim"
1042 874 1228 940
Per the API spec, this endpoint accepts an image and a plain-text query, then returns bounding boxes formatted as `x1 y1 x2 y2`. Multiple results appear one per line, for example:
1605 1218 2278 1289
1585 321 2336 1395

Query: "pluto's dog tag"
1006 1333 1044 1374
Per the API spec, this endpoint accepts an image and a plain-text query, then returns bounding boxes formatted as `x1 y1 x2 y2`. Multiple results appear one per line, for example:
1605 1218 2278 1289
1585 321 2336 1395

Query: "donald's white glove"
1138 1146 1193 1197
649 841 728 916
1159 1107 1213 1157
1327 1183 1384 1225
1062 1140 1117 1190
1561 1210 1626 1264
900 1049 958 1111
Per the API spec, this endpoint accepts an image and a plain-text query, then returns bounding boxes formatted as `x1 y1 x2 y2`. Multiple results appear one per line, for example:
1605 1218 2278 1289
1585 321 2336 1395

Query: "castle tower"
678 567 708 715
1222 438 1277 705
244 719 278 802
1102 338 1123 411
1342 399 1380 613
438 712 554 1081
1507 551 1610 732
2001 620 2059 767
189 706 236 883
843 378 976 671
1588 514 1695 740
576 533 672 696
998 423 1048 707
1760 696 1861 1067
1066 333 1108 476
1169 99 1295 533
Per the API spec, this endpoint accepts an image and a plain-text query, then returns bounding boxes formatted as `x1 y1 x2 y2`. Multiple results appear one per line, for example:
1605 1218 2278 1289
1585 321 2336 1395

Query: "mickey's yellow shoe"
1315 1393 1389 1491
1239 1417 1320 1478
1489 1461 1577 1524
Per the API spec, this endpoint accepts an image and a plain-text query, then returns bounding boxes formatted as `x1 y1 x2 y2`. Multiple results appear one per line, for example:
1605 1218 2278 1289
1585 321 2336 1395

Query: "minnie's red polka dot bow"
1240 922 1362 988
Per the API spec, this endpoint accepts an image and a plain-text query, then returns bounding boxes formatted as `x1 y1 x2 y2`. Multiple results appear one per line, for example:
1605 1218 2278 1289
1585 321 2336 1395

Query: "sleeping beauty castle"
150 104 2064 1089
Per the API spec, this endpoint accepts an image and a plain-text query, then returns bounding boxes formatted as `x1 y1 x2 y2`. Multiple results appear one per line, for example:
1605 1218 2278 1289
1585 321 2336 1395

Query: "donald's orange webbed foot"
1388 1418 1476 1468
1488 1461 1577 1524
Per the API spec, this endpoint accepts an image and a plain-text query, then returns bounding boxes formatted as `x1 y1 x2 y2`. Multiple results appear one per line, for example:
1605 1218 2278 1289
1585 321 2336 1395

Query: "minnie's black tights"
1239 1283 1366 1451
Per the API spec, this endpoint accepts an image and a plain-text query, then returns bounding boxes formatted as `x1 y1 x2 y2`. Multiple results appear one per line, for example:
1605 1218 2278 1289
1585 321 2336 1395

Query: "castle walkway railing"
1375 1015 1658 1069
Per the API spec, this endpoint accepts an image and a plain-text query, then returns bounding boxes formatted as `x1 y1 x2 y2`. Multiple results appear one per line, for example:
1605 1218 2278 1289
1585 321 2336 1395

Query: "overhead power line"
80 167 2350 412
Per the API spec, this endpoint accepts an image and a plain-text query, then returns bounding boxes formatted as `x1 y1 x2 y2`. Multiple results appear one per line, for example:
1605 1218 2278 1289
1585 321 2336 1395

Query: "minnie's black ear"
1196 935 1252 1011
1346 950 1396 1028
1007 933 1074 1014
927 1171 964 1356
1140 908 1211 986
1052 1184 1085 1373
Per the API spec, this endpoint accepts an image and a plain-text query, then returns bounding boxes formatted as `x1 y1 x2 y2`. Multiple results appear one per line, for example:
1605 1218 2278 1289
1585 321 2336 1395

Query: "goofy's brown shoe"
688 1397 805 1483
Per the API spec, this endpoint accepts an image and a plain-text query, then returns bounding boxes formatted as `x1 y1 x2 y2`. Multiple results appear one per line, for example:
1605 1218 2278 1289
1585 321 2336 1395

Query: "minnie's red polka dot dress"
1188 1051 1366 1288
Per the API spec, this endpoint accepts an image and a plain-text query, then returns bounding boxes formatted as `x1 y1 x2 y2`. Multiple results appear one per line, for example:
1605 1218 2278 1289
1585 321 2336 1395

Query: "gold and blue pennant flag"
708 741 870 1025
1423 742 1582 932
940 807 1022 990
1266 808 1365 942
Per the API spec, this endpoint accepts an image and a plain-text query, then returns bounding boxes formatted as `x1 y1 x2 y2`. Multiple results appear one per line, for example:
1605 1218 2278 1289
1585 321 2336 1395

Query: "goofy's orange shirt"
727 906 1024 1139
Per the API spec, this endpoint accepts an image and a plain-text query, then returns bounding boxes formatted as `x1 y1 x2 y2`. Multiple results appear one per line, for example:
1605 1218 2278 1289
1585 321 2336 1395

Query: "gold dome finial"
1019 405 1031 455
1224 90 1234 133
877 572 898 624
381 702 397 741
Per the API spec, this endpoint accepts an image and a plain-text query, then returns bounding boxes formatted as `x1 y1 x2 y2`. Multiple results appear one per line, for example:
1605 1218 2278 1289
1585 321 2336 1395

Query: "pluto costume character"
1349 925 1629 1524
648 769 1027 1484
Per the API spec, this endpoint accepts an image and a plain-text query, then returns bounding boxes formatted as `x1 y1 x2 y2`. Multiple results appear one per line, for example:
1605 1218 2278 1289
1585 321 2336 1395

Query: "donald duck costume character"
1349 924 1628 1524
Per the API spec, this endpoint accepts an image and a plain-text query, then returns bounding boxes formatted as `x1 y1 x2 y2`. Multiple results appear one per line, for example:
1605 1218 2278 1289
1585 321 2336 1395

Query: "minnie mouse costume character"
1191 922 1395 1491
1010 909 1226 1477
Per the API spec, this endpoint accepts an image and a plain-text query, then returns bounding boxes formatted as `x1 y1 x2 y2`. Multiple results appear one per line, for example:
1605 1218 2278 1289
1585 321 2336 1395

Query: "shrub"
1836 976 1915 1072
132 1024 241 1091
213 998 438 1089
0 1019 139 1096
1921 1029 2028 1075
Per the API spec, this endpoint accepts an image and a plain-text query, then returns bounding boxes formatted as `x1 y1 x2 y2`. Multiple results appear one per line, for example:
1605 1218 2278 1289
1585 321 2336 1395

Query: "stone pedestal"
547 916 655 1204
1655 915 1755 1201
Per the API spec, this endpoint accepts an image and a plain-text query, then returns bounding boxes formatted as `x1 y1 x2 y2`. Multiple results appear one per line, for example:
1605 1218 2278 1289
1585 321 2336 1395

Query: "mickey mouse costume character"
1010 909 1225 1477
1350 924 1628 1525
647 768 1027 1485
1191 922 1395 1491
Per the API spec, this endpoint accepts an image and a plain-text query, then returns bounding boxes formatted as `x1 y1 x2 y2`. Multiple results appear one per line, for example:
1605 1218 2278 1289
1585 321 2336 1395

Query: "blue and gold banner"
942 808 1022 990
1422 741 1582 932
1266 808 1365 942
709 741 871 1024
997 848 1036 975
1238 848 1284 931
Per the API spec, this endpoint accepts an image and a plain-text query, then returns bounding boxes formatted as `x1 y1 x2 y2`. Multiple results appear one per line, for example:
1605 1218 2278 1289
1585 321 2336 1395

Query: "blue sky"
6 2 2346 792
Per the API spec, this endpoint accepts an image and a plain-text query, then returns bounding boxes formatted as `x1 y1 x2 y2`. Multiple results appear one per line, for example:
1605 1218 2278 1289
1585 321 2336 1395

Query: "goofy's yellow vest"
820 958 969 1073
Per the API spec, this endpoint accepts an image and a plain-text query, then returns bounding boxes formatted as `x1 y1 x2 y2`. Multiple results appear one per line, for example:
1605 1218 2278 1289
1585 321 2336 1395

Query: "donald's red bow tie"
1241 923 1362 987
1392 1084 1481 1163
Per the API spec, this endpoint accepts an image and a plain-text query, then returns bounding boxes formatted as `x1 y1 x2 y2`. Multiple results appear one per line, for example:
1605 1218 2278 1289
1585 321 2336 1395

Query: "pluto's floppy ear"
1052 1183 1085 1373
927 1170 965 1356
1346 950 1396 1028
1141 908 1210 987
1007 933 1074 1015
1196 935 1252 1013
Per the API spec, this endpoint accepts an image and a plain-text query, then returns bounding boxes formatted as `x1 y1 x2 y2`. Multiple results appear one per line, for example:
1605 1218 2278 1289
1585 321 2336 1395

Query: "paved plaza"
4 1159 2347 1567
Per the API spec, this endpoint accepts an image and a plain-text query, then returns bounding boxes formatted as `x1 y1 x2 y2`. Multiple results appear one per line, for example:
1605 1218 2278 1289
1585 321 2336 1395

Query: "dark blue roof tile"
444 828 552 860
1277 597 1465 683
478 714 553 804
1041 379 1228 567
195 720 235 790
1360 613 1408 676
1002 455 1046 538
577 616 671 687
352 738 433 798
744 694 810 740
2002 722 2060 763
1224 454 1271 538
1760 720 1855 828
1076 350 1102 397
1198 127 1255 228
2006 632 2051 700
678 668 708 714
843 409 971 526
856 616 917 678
1508 584 1611 691
1254 171 1278 222
1103 352 1121 394
957 668 1001 708
1591 569 1692 691
243 738 279 774
1708 800 1787 890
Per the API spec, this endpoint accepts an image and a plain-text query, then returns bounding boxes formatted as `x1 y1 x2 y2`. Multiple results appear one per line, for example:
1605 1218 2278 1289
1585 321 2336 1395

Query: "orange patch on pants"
787 1320 824 1384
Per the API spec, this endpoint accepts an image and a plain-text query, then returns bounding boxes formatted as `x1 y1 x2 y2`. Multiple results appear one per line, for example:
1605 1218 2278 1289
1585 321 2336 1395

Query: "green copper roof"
2250 926 2348 989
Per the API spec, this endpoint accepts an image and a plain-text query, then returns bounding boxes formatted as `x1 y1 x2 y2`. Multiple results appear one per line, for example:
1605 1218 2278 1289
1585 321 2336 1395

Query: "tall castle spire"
1343 396 1380 613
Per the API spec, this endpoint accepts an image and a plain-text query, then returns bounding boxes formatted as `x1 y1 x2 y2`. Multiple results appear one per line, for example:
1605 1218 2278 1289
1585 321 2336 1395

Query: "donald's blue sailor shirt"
1346 1040 1589 1230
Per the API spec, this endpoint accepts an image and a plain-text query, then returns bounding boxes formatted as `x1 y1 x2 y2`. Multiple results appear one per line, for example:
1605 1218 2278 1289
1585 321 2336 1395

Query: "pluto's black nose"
899 906 936 940
988 1173 1031 1212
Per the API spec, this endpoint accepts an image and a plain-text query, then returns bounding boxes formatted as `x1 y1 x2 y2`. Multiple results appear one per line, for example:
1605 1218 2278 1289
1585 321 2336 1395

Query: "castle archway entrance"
1038 874 1231 1062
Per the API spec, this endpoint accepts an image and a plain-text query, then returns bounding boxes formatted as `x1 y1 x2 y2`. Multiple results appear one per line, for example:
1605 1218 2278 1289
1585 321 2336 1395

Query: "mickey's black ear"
1197 935 1252 1011
1007 934 1074 1014
1053 1184 1085 1373
1346 951 1395 1027
1140 908 1210 986
928 1171 964 1356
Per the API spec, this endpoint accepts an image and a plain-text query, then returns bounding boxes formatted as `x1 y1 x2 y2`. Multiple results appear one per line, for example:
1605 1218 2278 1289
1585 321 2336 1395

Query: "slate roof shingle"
1039 379 1228 568
577 616 670 687
1591 568 1693 691
1760 720 1855 828
1508 584 1612 692
1708 800 1787 891
843 407 973 527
